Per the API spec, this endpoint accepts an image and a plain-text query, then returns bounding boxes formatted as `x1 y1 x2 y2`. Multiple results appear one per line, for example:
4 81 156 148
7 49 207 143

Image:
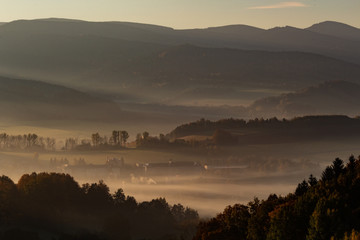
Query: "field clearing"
1 137 359 168
0 148 203 166
178 135 212 141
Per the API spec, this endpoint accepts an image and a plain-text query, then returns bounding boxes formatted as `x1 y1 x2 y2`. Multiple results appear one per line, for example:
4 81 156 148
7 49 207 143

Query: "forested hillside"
0 173 199 240
193 155 360 240
168 116 360 144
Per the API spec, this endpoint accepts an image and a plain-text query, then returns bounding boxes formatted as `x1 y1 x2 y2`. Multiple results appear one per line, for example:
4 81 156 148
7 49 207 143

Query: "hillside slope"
193 156 360 240
132 45 360 90
249 81 360 118
168 115 360 145
0 76 122 122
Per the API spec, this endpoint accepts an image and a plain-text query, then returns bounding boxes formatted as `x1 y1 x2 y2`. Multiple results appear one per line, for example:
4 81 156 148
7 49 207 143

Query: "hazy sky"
0 0 359 29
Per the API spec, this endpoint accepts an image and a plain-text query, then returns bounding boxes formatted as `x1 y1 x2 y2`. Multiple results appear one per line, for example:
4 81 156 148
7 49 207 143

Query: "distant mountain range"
1 19 359 63
0 18 360 104
0 18 359 126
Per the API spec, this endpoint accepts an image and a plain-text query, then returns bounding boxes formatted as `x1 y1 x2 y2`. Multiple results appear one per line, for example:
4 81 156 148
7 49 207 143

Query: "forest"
193 155 360 240
169 115 360 140
0 155 359 239
0 173 199 240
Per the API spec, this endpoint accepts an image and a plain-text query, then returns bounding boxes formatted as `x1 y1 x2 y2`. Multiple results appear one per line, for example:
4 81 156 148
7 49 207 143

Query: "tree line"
64 130 130 151
64 130 180 151
0 133 55 151
193 155 360 240
0 172 199 240
0 130 182 152
5 115 358 152
169 115 360 140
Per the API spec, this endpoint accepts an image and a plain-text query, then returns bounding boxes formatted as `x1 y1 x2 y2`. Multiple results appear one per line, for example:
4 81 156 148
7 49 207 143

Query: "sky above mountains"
0 0 358 29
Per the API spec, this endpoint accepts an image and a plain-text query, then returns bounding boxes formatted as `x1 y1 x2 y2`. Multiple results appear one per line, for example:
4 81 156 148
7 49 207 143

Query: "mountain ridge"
307 21 360 41
1 19 359 64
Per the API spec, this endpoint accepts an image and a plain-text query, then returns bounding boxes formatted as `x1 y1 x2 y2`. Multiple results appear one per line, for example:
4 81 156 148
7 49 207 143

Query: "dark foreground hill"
0 76 122 122
0 173 199 240
0 156 358 239
193 155 360 240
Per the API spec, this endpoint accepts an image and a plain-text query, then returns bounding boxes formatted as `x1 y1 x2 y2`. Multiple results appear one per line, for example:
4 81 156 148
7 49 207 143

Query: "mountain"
0 76 122 122
248 81 360 118
307 21 360 41
0 26 167 90
133 44 360 89
0 18 175 41
200 24 265 35
1 24 360 103
0 19 359 76
1 18 360 106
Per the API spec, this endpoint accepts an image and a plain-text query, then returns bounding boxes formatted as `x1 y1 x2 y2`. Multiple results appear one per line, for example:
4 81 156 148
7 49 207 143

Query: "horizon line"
0 17 358 31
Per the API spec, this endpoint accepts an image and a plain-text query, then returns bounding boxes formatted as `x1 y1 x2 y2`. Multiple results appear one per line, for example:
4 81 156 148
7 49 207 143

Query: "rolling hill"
248 81 360 118
131 44 360 89
168 115 360 145
0 76 122 122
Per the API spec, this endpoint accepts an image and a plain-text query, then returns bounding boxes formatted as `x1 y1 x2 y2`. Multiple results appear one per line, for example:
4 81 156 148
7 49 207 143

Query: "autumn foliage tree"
193 155 360 240
0 172 199 240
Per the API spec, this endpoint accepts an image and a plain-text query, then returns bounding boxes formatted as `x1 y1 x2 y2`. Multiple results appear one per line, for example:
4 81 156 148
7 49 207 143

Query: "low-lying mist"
0 139 357 217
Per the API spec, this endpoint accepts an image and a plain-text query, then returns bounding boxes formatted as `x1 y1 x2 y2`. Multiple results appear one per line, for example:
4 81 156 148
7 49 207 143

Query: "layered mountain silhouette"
0 18 359 123
133 44 360 89
249 81 360 118
0 76 122 122
1 18 359 66
0 18 360 102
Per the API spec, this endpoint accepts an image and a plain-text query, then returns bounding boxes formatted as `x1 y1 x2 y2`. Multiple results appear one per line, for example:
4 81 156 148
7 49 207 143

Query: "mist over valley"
0 17 359 239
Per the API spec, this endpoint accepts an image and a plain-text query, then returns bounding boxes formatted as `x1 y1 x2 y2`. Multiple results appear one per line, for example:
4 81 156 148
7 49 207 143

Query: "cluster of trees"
0 133 55 151
64 130 130 151
63 131 172 151
193 155 360 240
135 131 175 148
0 173 199 240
